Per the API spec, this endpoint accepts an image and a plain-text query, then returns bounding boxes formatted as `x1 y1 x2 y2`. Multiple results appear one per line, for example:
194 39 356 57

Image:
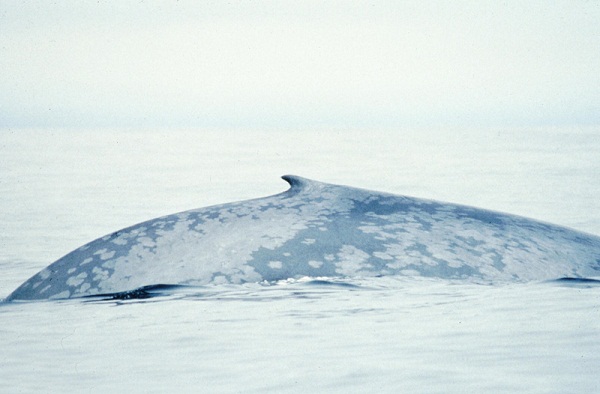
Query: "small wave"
550 277 600 287
83 284 193 302
54 275 592 305
302 279 362 289
80 277 366 304
267 276 362 289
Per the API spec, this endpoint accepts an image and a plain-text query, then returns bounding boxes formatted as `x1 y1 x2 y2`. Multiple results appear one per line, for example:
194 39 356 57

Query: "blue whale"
7 175 600 301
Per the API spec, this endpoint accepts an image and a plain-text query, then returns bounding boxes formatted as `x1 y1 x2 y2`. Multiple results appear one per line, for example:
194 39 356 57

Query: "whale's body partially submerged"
7 176 600 301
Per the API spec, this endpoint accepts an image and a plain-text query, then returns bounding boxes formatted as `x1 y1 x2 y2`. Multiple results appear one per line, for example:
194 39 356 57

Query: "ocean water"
1 127 600 393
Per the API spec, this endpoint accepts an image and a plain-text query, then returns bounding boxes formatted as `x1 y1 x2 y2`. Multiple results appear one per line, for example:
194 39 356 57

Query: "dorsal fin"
281 175 315 191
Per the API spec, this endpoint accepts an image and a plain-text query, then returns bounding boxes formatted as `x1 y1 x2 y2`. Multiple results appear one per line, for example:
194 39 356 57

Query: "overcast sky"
1 1 599 129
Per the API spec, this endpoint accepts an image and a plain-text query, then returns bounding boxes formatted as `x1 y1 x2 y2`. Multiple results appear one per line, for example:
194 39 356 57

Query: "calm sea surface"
1 127 600 393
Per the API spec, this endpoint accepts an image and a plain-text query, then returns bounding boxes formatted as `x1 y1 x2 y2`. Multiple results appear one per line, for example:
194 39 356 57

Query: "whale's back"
7 176 600 301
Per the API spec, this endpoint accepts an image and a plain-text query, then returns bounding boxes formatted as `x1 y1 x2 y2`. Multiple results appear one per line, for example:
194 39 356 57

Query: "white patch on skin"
67 268 76 274
39 269 51 280
400 269 421 276
80 257 93 266
302 238 316 245
92 266 110 282
94 249 116 260
373 252 393 260
102 251 116 260
212 275 228 285
40 285 51 293
77 283 91 294
269 261 283 269
324 254 335 261
137 237 156 248
67 272 88 287
49 290 70 299
335 245 371 276
283 252 291 257
111 237 128 246
308 260 323 268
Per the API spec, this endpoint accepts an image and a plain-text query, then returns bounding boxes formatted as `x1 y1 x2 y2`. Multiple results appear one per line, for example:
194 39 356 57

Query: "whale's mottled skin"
7 175 600 300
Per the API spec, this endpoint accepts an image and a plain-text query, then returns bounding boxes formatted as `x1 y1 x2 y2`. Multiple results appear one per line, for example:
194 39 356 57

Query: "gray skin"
6 175 600 301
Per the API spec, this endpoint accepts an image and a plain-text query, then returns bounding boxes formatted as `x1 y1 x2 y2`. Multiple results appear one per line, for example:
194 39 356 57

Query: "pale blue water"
1 127 600 393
